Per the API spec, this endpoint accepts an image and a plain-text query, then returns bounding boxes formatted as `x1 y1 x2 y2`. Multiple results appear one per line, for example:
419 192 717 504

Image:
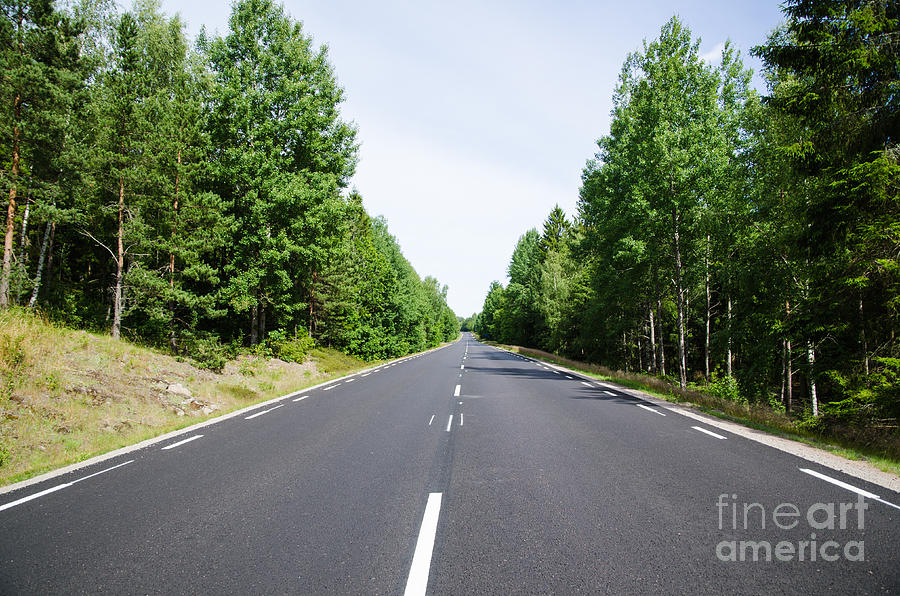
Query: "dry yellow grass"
0 308 369 486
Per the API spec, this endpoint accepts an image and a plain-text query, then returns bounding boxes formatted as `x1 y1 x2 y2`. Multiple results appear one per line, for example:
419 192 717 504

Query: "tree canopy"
0 0 457 365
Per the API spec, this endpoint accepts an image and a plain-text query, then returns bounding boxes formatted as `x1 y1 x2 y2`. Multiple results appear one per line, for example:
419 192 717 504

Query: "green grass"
0 309 385 487
483 339 900 478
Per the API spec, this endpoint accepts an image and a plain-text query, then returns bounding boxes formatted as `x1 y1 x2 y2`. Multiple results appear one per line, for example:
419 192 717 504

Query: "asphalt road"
1 332 898 594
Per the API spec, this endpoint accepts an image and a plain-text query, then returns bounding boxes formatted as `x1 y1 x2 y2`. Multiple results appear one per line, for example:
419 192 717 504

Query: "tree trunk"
657 297 666 377
780 339 787 406
1 92 21 308
27 220 52 308
250 303 258 346
785 300 793 413
308 269 317 336
17 194 30 262
649 303 657 374
168 150 182 353
46 221 56 287
111 176 125 339
860 297 869 376
704 235 711 380
258 302 266 343
169 149 181 289
808 342 818 417
15 194 31 299
726 295 733 377
672 206 687 388
685 292 691 375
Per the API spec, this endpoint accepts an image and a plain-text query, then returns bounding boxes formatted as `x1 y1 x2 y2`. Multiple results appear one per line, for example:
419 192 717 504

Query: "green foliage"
0 0 455 368
478 6 900 433
268 329 314 363
185 334 233 372
704 373 745 405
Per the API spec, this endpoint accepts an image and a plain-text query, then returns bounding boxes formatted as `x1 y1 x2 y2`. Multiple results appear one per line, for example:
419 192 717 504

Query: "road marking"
580 381 591 387
404 492 443 596
446 415 453 432
552 370 560 374
0 460 134 513
637 404 666 416
361 373 370 377
454 385 461 397
245 404 284 419
603 390 616 396
323 384 337 391
692 426 727 439
460 365 464 369
292 395 309 402
428 415 435 426
565 375 574 379
345 378 356 383
798 468 879 500
161 435 204 450
460 413 464 426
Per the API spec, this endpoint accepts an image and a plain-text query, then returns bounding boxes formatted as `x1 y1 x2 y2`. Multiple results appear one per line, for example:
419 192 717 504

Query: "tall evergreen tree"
205 0 357 345
1 0 82 308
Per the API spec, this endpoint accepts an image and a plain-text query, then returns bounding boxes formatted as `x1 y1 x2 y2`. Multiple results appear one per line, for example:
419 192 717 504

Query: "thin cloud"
700 41 726 64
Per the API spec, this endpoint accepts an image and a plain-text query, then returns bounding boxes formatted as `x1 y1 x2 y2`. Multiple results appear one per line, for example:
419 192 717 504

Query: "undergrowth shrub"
267 329 315 363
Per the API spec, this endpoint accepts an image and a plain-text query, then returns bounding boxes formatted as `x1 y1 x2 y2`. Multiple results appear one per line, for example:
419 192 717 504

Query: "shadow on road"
465 352 644 406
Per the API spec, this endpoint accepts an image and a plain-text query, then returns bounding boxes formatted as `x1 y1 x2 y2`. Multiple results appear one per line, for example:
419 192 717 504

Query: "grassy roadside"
480 339 900 477
0 310 385 487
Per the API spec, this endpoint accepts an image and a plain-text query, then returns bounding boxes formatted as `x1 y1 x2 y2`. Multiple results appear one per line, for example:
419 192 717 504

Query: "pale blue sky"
160 0 785 317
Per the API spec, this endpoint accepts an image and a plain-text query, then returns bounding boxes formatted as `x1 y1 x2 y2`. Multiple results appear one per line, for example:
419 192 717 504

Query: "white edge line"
637 404 666 416
692 425 727 440
0 342 452 497
0 460 134 513
445 415 453 432
292 395 309 402
403 492 443 596
580 381 591 387
460 413 464 426
603 390 616 396
454 385 461 397
161 435 204 450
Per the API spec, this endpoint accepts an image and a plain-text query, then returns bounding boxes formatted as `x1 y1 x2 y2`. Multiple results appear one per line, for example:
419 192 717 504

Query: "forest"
1 0 458 367
475 1 899 430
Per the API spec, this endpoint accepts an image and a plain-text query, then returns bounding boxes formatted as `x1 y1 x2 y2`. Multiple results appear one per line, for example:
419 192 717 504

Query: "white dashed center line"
692 426 727 440
161 435 204 450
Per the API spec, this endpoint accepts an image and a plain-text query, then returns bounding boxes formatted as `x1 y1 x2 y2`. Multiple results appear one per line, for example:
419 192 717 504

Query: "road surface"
1 333 898 594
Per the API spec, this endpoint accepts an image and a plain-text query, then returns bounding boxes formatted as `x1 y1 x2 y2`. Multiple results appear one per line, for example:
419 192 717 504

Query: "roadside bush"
705 373 745 404
185 334 234 372
267 329 315 363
